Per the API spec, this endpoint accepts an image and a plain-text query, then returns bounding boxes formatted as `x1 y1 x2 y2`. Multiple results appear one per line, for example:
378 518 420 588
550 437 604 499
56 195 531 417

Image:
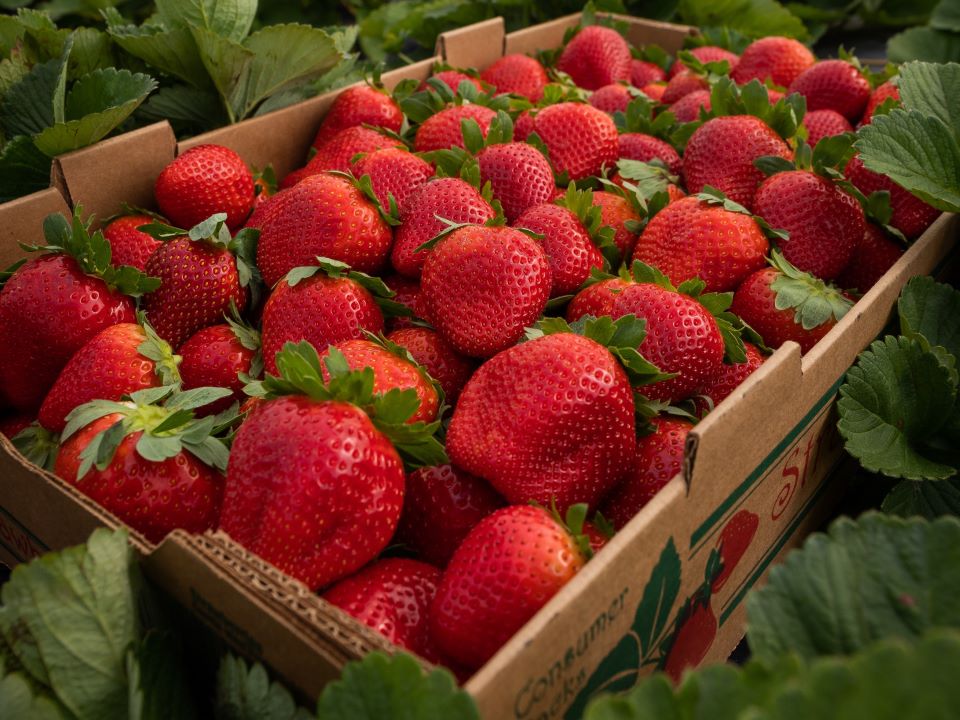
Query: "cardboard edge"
436 17 506 69
0 187 70 268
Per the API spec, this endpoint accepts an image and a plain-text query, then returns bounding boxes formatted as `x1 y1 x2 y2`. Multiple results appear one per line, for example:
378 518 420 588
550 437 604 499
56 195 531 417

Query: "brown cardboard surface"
437 18 506 70
0 188 70 268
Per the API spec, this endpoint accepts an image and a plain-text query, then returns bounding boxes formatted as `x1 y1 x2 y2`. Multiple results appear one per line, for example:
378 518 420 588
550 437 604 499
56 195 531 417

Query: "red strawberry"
513 110 536 140
556 25 631 91
312 84 403 149
592 190 641 259
382 275 422 329
695 341 765 414
179 320 260 416
663 596 717 682
661 73 708 104
589 84 634 114
711 509 759 592
419 225 551 358
532 102 618 181
633 195 769 292
395 464 504 567
256 173 393 287
642 83 667 102
391 178 495 278
353 148 433 213
414 104 496 153
430 504 592 669
600 417 691 528
478 142 556 223
155 144 255 231
0 413 32 439
618 134 682 175
305 126 403 175
514 203 604 296
789 60 871 122
732 36 815 88
682 115 792 210
753 169 864 280
670 89 712 123
386 327 475 404
631 59 666 87
801 109 853 147
480 54 548 102
420 70 483 93
844 155 939 240
566 278 632 321
861 80 900 124
278 166 312 191
836 223 904 293
669 46 739 78
103 215 162 271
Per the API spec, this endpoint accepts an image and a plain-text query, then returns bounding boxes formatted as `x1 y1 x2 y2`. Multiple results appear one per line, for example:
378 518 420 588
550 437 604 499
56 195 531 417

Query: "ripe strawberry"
103 215 162 271
513 110 536 140
395 464 504 567
557 25 631 91
481 54 548 102
477 142 555 223
382 275 422 329
0 413 32 439
252 170 274 210
386 327 475 404
414 104 496 153
179 320 260 416
312 84 403 149
844 155 939 240
430 504 593 669
668 46 739 78
631 59 666 87
420 70 483 93
589 83 634 114
711 509 759 592
618 134 682 175
256 173 392 287
836 223 904 293
731 36 815 88
419 225 551 358
566 277 632 321
514 202 604 296
670 89 712 123
753 169 864 280
592 190 641 259
642 83 667 102
662 596 717 682
661 72 708 104
39 321 179 434
600 417 691 528
532 102 618 181
391 178 496 278
789 60 871 122
155 144 255 231
305 126 403 175
683 115 792 210
633 195 769 292
278 166 313 191
861 80 900 124
801 109 853 147
353 148 433 213
695 341 765 414
56 386 233 543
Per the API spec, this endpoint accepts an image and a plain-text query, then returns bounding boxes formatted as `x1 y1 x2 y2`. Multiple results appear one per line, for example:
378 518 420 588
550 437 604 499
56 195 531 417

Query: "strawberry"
391 178 496 278
513 110 536 140
731 36 815 88
419 225 551 358
312 84 403 149
39 320 179 434
305 126 403 176
278 166 313 191
695 341 765 414
556 25 631 91
789 59 871 122
420 70 483 93
631 59 666 87
252 169 275 210
394 464 504 567
566 277 632 321
531 102 618 181
0 414 32 440
382 275 422 329
55 386 234 543
668 46 739 78
642 82 667 102
844 154 939 240
662 595 717 682
414 104 496 153
633 194 769 292
475 141 555 223
592 190 642 259
682 115 792 210
670 89 712 123
256 172 393 287
386 327 476 404
480 54 548 102
836 223 904 293
618 134 682 176
430 504 593 669
353 148 434 214
711 509 759 592
861 80 900 124
589 83 634 114
801 109 853 147
661 73 708 104
155 144 255 231
179 318 261 416
753 169 864 280
221 341 445 590
600 416 691 529
103 215 162 271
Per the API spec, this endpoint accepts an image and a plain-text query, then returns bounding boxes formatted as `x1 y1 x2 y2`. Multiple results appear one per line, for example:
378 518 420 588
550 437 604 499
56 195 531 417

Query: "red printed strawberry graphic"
711 509 760 592
662 594 717 683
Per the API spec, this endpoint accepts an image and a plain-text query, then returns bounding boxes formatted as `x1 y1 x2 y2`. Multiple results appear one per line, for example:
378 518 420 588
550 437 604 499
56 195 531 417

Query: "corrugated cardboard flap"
0 187 70 269
436 18 506 70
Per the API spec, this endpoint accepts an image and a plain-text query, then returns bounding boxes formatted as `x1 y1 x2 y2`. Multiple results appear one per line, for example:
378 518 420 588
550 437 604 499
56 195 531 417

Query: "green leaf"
0 135 51 202
106 23 210 90
155 0 256 43
769 251 852 329
898 275 960 360
883 478 960 519
677 0 808 43
135 433 184 463
0 673 68 720
215 654 311 720
635 538 681 658
897 61 960 137
127 632 198 720
0 40 70 139
888 27 960 65
190 25 252 124
933 0 960 30
316 652 478 720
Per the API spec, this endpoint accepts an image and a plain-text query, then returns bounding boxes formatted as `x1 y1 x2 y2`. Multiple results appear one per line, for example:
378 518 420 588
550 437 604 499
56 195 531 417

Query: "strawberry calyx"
554 182 621 267
398 74 508 127
605 158 677 222
542 500 596 561
755 133 856 181
252 165 278 198
226 302 264 382
837 46 897 89
284 256 413 319
695 185 790 243
523 130 571 187
706 76 806 141
135 311 182 387
361 330 448 410
614 96 678 140
768 251 854 330
11 423 60 472
329 169 404 226
674 50 733 81
635 399 699 434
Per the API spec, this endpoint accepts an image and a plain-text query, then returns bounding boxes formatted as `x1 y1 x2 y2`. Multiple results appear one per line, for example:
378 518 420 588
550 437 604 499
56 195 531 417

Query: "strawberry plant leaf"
104 20 210 91
0 36 69 138
883 477 960 520
897 61 960 137
215 653 311 720
769 251 851 329
11 423 59 472
155 0 257 44
0 135 52 202
127 632 199 720
898 275 960 360
0 672 68 720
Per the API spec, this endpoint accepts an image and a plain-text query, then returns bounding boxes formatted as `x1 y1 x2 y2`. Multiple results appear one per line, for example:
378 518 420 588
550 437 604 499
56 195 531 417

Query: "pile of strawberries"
0 18 938 681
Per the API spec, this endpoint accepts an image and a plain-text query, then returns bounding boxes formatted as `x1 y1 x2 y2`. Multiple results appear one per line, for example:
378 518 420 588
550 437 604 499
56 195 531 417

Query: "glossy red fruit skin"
711 509 759 592
39 324 158 433
682 115 792 211
601 417 691 529
278 166 313 191
566 278 633 321
802 109 853 147
306 126 402 176
836 223 904 293
663 598 717 683
618 133 682 175
642 83 667 102
593 191 641 259
861 80 899 124
557 25 631 91
731 36 815 88
631 59 666 87
255 173 393 287
532 103 619 181
448 333 635 510
789 60 871 122
353 148 433 212
514 203 604 296
661 72 708 104
695 341 765 414
845 155 939 240
611 283 725 402
155 144 254 231
670 90 711 123
0 255 135 411
260 275 384 375
669 46 739 78
312 85 403 149
430 505 586 669
56 414 222 543
414 105 496 153
386 327 475 404
753 170 864 280
419 225 551 358
103 215 162 271
589 83 633 114
478 142 556 223
221 397 405 591
382 275 421 330
419 70 483 93
633 195 769 292
391 178 496 278
731 268 833 353
513 110 536 141
395 464 504 567
143 238 246 350
179 324 255 415
481 54 548 102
